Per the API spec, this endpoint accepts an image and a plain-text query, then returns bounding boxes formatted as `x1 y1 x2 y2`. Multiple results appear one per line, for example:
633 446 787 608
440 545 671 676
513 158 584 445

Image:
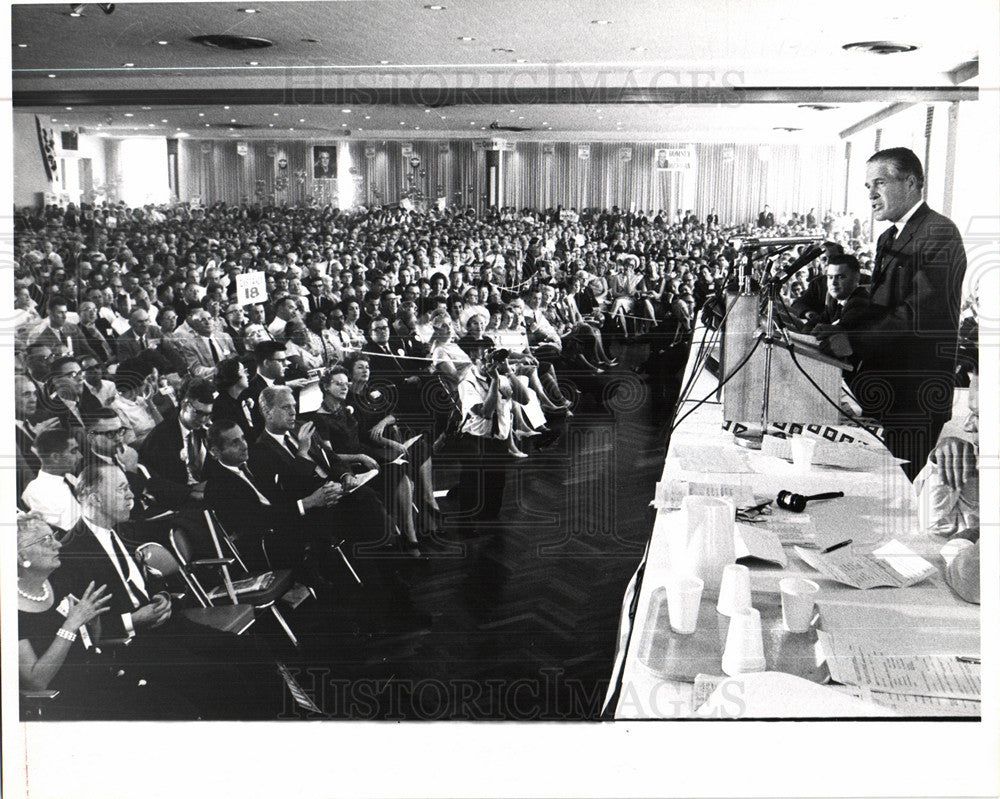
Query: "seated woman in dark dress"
311 365 422 556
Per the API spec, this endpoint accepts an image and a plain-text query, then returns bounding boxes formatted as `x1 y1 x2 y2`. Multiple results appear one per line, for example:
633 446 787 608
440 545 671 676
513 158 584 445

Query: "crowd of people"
14 149 977 718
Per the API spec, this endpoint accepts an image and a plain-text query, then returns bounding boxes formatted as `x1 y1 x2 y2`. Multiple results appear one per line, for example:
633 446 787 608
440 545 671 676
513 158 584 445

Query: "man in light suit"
170 309 237 378
821 148 967 479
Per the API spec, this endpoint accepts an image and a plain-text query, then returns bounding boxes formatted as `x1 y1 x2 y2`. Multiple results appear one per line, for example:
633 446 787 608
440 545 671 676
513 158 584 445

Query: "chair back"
168 528 211 607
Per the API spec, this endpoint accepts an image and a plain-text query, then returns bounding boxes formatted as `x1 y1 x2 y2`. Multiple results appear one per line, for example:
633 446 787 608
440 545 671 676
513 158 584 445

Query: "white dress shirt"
21 470 82 531
82 516 150 637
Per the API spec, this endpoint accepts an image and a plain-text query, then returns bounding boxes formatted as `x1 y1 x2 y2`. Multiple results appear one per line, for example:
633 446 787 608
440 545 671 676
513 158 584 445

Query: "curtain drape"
178 138 837 224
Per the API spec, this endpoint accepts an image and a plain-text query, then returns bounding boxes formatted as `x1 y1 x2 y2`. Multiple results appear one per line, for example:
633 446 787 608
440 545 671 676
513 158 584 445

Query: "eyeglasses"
21 531 63 549
92 427 126 439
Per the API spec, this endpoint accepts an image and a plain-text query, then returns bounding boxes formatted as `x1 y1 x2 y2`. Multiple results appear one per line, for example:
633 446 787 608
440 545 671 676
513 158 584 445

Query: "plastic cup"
779 577 820 633
790 436 817 472
666 575 704 635
721 607 766 675
716 564 752 616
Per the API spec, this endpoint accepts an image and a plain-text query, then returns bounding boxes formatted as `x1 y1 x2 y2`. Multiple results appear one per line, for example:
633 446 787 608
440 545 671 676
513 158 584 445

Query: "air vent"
842 41 918 55
191 34 273 50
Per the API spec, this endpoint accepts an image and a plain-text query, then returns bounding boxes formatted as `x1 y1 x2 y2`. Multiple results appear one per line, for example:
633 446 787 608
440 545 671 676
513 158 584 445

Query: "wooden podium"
721 292 852 426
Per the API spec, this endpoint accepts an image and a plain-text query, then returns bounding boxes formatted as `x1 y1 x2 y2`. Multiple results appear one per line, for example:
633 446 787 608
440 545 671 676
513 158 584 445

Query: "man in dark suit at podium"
819 148 967 480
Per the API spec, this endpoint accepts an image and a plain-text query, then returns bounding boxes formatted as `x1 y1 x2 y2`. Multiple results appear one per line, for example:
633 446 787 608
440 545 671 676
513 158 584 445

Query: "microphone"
762 244 825 288
730 236 826 250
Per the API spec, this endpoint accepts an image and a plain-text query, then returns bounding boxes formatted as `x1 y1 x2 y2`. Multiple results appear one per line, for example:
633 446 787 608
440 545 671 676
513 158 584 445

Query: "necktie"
187 429 206 481
63 475 78 499
109 530 149 606
238 463 271 505
873 225 898 282
283 433 299 458
241 399 254 427
207 336 221 364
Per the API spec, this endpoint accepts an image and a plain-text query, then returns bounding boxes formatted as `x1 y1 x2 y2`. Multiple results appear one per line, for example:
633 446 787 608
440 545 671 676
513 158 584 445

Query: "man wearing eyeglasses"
241 340 289 434
84 407 191 520
139 378 217 502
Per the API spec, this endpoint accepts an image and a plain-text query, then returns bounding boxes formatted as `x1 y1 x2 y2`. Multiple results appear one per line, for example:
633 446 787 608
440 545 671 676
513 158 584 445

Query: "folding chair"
168 511 306 647
136 541 256 636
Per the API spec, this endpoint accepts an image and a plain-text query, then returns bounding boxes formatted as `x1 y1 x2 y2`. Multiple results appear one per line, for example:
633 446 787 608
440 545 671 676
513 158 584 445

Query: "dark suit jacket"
844 203 966 417
248 430 327 503
52 519 157 641
79 321 117 363
16 422 41 496
791 278 869 326
31 323 95 359
139 411 206 486
203 457 303 537
212 389 255 438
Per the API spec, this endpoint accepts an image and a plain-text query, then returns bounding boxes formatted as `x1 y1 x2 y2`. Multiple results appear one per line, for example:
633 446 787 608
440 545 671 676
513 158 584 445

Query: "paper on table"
794 539 936 589
734 523 788 567
651 480 755 510
837 686 981 717
761 435 904 470
692 671 897 718
347 469 379 492
692 673 725 711
817 631 980 700
674 444 753 474
769 517 818 548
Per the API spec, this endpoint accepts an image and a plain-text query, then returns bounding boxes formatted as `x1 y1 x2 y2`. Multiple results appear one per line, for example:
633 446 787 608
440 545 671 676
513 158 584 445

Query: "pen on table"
821 539 853 554
955 656 981 665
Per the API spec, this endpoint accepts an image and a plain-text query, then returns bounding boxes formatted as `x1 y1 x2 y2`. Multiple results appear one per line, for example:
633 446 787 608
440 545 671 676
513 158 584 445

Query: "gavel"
776 490 844 513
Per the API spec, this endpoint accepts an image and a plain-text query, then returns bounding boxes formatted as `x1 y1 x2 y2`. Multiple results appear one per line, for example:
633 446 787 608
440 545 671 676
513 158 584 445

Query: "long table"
606 325 980 719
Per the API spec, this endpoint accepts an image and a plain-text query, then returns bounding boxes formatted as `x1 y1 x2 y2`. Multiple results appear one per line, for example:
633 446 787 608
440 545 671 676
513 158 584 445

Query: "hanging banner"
364 145 377 159
502 141 516 152
542 143 555 156
619 147 633 162
235 270 267 307
400 143 413 157
34 116 58 182
655 147 695 171
236 141 249 157
266 144 278 157
437 142 450 154
578 145 590 160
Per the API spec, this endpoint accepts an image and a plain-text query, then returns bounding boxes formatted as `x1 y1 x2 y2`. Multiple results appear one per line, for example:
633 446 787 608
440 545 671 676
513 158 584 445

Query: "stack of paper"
650 480 755 510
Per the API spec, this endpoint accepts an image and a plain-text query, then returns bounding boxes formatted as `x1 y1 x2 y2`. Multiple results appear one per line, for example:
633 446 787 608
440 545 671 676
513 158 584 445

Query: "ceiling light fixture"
515 59 527 63
17 43 28 48
122 62 135 67
198 112 205 116
239 7 258 13
248 61 259 66
424 4 446 9
458 36 475 41
156 40 169 45
341 108 351 113
124 112 134 117
379 60 390 64
65 106 73 110
272 112 279 116
299 118 305 122
47 73 56 78
69 4 84 16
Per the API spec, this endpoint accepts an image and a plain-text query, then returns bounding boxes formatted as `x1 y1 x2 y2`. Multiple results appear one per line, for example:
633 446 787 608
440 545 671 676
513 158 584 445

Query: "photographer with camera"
454 348 530 523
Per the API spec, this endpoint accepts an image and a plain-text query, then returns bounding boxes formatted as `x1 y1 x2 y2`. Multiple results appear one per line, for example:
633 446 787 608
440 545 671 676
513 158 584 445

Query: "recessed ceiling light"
591 19 612 25
162 119 168 123
205 123 210 126
141 106 151 110
379 60 390 64
440 115 447 120
229 127 235 131
224 105 230 110
199 112 205 117
148 123 155 127
239 8 258 13
17 43 28 48
518 116 524 120
122 62 135 67
47 73 56 78
288 127 294 131
51 118 57 122
341 108 351 113
272 112 279 116
156 40 170 45
342 123 348 127
269 123 275 127
458 36 475 41
400 121 406 125
230 119 236 123
65 106 73 110
842 40 918 55
515 59 527 63
357 127 363 132
248 61 259 66
176 127 182 131
415 126 420 130
364 115 371 120
424 108 431 113
424 4 445 9
124 112 134 117
69 11 82 17
470 121 476 125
